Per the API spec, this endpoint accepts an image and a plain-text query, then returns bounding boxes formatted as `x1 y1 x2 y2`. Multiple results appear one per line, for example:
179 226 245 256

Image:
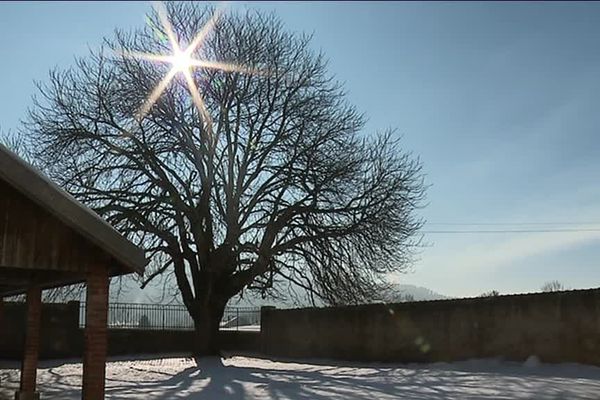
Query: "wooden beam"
0 267 86 297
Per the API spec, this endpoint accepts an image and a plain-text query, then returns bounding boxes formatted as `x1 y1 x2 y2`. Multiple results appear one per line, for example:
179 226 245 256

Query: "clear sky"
1 1 600 298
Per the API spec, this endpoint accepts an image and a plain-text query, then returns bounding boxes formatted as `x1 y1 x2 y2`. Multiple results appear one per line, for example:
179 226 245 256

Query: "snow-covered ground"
1 355 600 399
221 324 261 331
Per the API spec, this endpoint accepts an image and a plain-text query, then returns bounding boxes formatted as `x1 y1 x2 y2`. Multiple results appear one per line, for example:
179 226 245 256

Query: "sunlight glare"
119 2 263 124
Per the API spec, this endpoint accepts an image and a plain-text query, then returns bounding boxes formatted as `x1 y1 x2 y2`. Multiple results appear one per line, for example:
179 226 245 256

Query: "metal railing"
79 302 260 331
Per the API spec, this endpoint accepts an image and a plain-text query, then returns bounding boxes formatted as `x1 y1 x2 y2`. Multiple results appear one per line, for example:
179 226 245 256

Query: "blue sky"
1 1 600 298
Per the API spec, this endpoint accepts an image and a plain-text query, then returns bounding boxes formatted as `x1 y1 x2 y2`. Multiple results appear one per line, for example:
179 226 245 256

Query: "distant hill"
228 291 313 309
111 279 449 308
383 284 449 303
228 283 449 308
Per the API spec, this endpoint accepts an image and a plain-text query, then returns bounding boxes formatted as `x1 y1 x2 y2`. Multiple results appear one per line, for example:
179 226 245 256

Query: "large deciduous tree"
22 3 426 355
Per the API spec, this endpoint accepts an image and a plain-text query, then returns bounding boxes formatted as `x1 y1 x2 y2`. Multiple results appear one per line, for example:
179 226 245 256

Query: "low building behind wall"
261 288 600 365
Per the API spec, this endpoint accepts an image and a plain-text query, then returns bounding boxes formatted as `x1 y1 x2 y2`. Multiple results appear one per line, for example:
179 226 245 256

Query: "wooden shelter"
0 144 146 399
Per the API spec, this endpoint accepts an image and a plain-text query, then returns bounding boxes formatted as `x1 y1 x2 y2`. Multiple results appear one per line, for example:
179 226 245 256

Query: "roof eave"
0 144 147 276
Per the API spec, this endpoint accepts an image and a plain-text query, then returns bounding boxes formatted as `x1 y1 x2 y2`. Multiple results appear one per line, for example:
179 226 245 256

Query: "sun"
118 2 262 124
170 49 194 72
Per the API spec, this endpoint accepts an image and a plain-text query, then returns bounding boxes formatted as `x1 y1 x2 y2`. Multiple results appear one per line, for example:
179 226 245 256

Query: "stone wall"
107 329 260 356
0 301 80 359
261 288 600 365
4 289 600 365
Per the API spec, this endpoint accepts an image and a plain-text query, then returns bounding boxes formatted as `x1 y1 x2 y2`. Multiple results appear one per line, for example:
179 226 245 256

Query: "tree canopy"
20 3 426 353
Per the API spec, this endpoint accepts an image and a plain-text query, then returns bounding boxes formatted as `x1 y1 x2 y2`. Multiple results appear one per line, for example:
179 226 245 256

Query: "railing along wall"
78 302 261 331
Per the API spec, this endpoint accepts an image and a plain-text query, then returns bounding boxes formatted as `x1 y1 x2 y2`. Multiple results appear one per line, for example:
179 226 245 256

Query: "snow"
523 355 542 368
1 355 600 399
220 324 261 332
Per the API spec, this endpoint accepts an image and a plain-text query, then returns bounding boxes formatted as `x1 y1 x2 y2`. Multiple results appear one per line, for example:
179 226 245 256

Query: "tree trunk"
192 300 227 357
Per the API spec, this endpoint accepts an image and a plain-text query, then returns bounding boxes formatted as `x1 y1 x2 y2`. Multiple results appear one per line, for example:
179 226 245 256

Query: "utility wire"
426 222 600 226
422 228 600 234
422 221 600 233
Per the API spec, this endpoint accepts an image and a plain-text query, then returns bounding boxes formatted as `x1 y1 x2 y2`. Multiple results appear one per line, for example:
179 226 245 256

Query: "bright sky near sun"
1 1 600 298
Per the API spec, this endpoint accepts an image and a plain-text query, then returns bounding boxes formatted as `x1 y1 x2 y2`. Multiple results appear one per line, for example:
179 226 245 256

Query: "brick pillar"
82 265 109 400
0 296 3 321
18 286 42 398
0 296 4 356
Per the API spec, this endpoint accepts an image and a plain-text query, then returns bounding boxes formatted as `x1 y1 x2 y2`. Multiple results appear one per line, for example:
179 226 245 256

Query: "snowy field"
2 355 600 399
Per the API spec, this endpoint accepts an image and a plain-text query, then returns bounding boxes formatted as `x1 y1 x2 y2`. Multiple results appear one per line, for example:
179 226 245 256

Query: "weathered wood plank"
0 179 111 273
0 144 145 274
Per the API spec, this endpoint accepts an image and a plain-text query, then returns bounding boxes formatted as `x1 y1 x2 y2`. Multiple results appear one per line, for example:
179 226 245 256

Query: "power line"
423 221 600 234
422 228 600 234
426 222 600 226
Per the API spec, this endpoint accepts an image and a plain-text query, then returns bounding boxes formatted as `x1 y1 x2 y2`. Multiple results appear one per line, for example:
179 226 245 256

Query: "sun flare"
119 2 261 124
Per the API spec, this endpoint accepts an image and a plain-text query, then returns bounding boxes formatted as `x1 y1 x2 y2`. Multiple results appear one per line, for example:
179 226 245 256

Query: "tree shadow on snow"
3 355 599 399
101 356 593 400
107 356 416 400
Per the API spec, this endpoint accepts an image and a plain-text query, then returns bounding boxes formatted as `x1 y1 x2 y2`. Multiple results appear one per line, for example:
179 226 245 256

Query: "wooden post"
16 286 42 400
82 265 109 400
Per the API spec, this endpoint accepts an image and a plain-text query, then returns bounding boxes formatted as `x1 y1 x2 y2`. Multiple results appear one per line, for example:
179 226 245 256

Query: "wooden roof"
0 144 146 295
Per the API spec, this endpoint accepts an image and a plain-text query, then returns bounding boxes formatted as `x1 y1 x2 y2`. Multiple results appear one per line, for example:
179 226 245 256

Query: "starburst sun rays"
119 2 260 125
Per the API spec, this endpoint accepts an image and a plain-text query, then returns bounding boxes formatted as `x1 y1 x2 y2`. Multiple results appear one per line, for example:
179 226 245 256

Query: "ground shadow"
103 356 600 400
2 355 600 399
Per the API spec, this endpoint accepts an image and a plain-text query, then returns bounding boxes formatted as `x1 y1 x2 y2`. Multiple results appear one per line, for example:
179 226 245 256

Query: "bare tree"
21 3 425 355
541 280 565 292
